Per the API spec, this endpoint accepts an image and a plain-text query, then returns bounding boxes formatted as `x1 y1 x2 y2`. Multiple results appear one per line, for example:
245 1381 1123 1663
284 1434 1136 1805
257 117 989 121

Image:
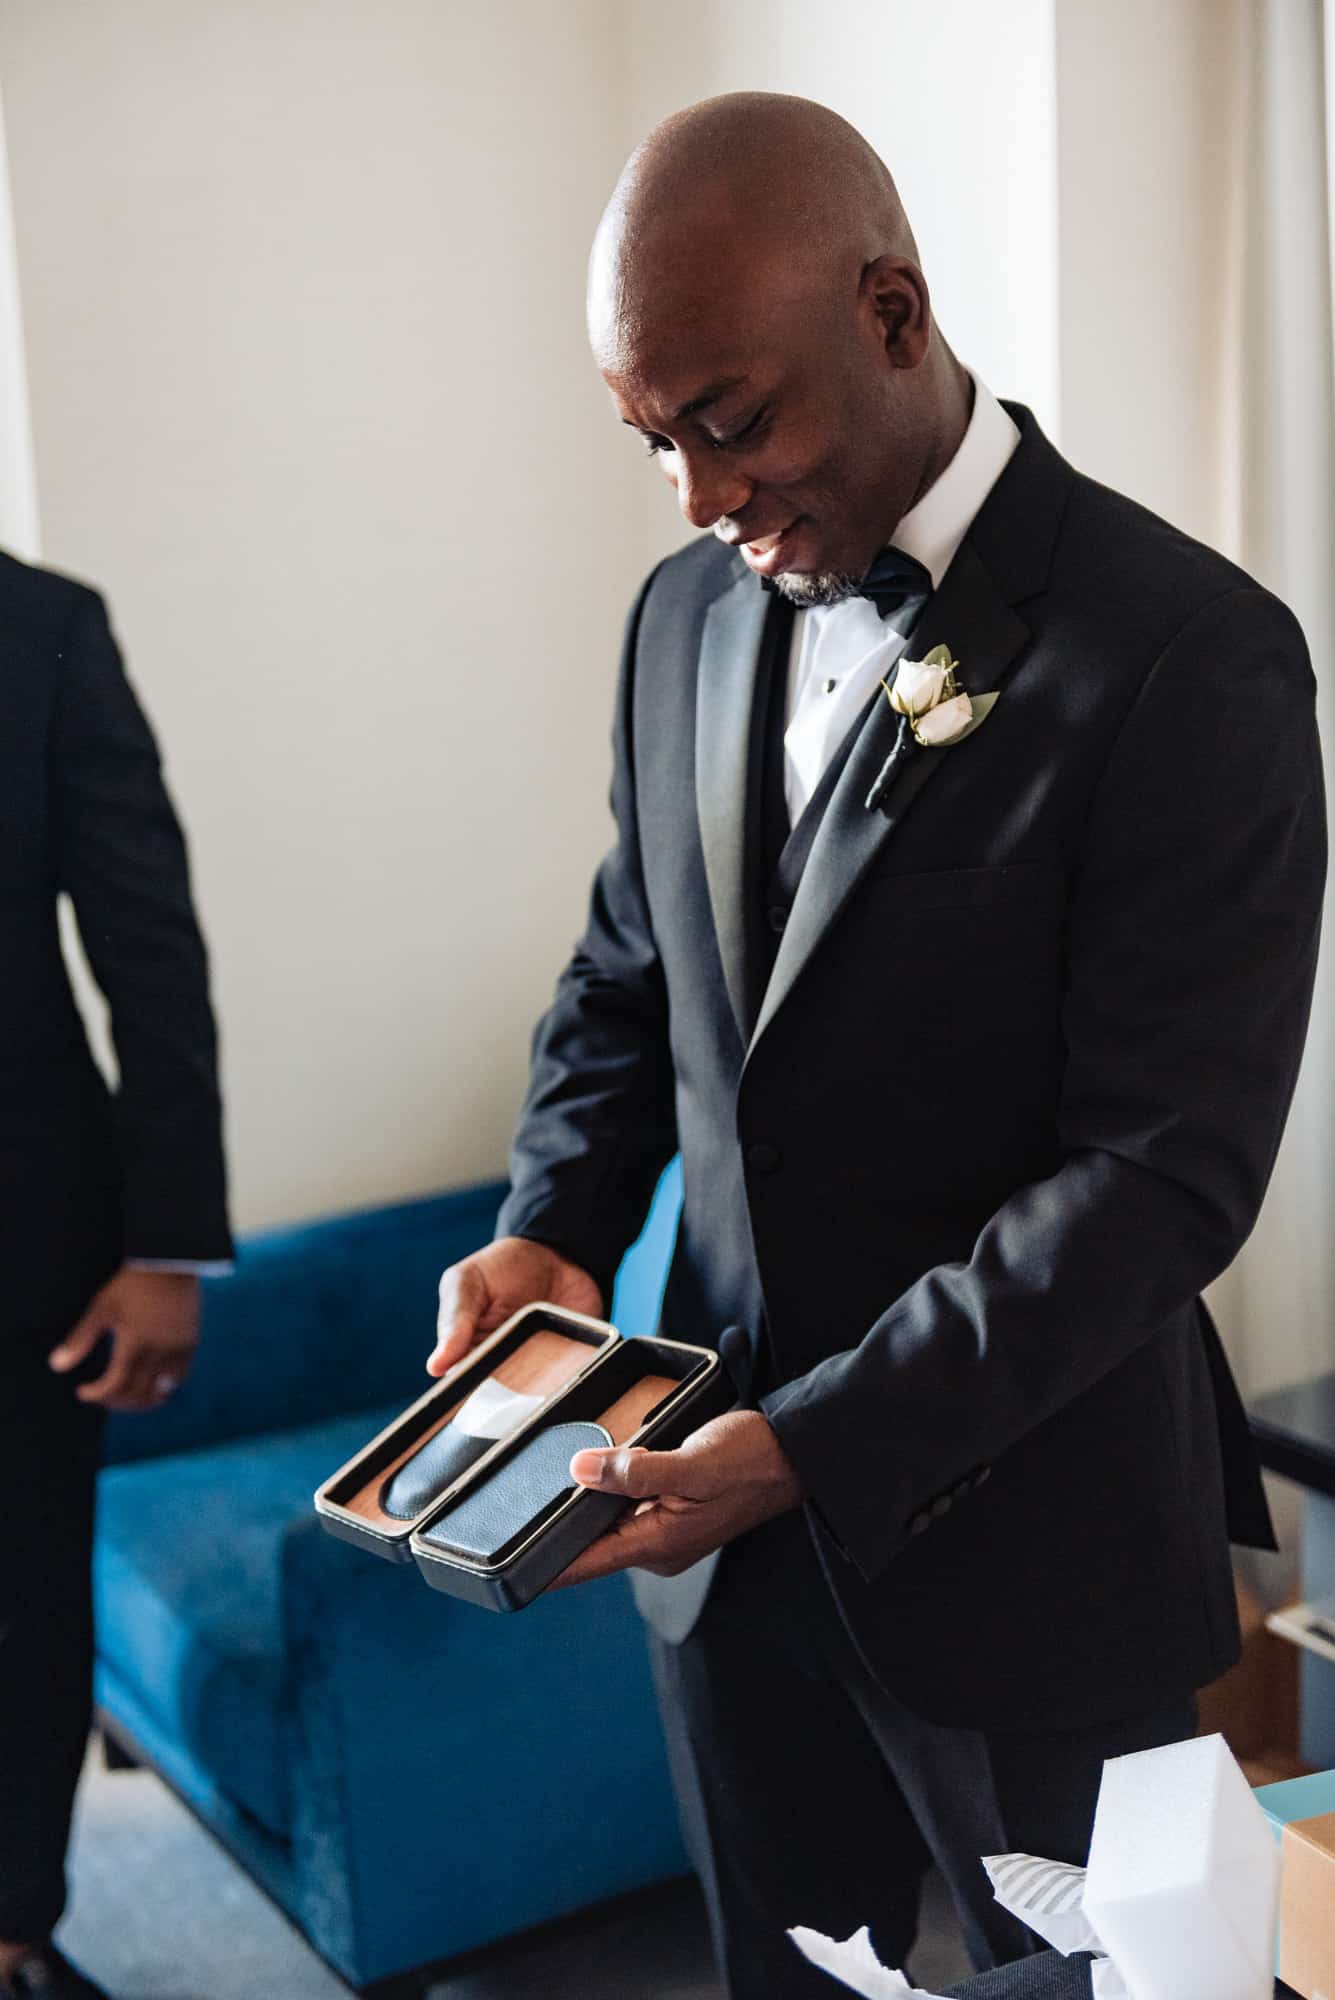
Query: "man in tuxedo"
433 94 1325 1995
1 552 231 1999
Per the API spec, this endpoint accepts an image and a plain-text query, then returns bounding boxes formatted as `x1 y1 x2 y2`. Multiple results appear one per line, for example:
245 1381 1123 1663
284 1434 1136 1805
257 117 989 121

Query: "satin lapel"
746 539 1030 1059
695 564 769 1045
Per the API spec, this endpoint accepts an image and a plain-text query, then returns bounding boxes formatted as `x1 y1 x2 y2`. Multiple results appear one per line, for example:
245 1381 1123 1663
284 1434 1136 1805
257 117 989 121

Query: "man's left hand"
49 1267 201 1411
552 1409 803 1588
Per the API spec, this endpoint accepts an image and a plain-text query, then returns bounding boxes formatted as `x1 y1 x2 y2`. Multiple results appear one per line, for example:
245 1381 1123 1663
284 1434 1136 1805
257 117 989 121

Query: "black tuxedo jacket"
499 407 1325 1727
0 550 231 1341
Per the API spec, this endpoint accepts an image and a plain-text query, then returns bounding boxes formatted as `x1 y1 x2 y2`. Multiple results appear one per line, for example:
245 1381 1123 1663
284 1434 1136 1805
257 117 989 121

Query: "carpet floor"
56 1742 973 1998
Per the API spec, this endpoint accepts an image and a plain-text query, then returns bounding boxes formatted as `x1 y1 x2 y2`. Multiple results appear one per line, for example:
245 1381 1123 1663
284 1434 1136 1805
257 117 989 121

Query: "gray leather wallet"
379 1426 494 1520
417 1420 613 1565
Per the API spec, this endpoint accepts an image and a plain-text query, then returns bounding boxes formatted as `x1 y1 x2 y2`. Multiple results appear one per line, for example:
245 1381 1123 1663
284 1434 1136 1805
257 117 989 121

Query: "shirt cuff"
126 1258 235 1277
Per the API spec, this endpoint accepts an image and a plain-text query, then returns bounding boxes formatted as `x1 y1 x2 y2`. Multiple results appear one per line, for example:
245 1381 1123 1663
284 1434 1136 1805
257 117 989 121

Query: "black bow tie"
858 545 934 620
757 544 932 617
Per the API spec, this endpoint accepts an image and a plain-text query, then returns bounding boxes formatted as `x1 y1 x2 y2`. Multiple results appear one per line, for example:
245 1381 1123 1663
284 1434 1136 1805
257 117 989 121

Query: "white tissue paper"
451 1376 546 1441
786 1925 951 1999
981 1853 1126 1999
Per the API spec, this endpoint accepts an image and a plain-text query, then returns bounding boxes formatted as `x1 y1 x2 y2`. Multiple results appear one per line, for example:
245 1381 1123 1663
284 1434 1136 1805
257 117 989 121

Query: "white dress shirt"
782 376 1021 824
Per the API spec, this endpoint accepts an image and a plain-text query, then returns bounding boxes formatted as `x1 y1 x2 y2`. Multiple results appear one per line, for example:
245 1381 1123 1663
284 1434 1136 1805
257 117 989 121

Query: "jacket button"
907 1509 931 1536
950 1477 972 1502
745 1141 782 1175
930 1493 953 1519
972 1465 992 1489
768 903 789 934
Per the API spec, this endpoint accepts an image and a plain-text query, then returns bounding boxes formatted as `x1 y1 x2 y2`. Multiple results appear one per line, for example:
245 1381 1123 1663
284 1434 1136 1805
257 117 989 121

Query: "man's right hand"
429 1237 602 1377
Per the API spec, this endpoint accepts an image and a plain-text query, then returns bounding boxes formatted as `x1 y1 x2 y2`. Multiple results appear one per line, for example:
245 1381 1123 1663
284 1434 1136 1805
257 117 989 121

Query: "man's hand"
551 1409 804 1588
49 1267 201 1410
429 1237 602 1376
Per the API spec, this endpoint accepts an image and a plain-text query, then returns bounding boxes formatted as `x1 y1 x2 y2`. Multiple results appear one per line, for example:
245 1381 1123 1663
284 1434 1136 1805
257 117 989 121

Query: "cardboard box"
1256 1774 1335 1999
1279 1811 1335 2000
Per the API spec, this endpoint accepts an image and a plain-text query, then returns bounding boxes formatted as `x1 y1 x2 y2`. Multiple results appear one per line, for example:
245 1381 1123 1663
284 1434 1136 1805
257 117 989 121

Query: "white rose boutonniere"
885 643 998 745
865 643 999 811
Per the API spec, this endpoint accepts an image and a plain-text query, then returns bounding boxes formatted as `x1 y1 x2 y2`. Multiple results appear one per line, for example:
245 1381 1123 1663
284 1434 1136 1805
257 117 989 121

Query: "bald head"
589 93 969 597
589 93 918 370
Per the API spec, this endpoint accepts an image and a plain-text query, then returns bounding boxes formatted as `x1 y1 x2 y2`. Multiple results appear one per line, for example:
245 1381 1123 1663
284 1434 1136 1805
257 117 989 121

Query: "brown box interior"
318 1314 611 1535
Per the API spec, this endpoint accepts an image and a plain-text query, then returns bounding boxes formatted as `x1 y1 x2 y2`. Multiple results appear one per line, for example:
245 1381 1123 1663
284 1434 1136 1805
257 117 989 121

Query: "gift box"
1255 1770 1335 2000
314 1302 733 1610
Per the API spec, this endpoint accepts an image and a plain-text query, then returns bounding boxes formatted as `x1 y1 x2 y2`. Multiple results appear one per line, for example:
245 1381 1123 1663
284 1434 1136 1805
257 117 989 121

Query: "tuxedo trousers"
648 1509 1196 2000
0 1332 104 1940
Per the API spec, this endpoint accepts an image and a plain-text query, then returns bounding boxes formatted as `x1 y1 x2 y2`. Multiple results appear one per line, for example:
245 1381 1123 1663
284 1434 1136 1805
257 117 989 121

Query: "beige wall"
1 0 633 1230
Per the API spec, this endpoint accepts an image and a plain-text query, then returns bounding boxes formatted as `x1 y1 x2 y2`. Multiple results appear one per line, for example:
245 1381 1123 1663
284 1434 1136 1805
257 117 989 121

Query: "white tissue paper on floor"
786 1925 952 1998
981 1853 1127 1999
792 1734 1279 2000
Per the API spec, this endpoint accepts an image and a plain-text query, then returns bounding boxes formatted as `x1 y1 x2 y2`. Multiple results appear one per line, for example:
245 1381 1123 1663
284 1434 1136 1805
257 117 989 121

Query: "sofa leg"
99 1726 141 1773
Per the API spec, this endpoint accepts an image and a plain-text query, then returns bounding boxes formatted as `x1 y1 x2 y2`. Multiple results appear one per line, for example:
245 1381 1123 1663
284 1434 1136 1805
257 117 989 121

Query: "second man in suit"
1 553 231 2000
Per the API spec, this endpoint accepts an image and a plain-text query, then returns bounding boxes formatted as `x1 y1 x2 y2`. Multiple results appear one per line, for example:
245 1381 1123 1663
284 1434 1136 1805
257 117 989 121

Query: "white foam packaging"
1080 1733 1279 2000
789 1734 1281 2000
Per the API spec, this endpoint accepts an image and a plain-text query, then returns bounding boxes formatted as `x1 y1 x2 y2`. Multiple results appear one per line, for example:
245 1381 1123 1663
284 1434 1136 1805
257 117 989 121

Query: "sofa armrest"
103 1180 507 1466
276 1514 685 1982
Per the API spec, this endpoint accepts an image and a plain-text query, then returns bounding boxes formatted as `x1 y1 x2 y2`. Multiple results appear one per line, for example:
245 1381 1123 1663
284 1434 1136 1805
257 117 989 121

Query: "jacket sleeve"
50 589 233 1263
495 569 677 1305
762 586 1326 1578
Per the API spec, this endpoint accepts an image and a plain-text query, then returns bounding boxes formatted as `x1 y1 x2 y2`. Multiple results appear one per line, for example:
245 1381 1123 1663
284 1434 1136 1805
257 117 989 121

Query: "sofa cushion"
96 1403 403 1839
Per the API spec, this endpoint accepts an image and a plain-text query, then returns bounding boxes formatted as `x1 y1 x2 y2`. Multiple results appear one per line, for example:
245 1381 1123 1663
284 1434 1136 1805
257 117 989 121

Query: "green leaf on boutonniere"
959 690 999 735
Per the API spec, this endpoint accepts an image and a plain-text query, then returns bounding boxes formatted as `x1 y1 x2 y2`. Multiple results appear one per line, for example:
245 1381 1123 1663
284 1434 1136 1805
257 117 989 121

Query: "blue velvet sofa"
94 1166 686 1995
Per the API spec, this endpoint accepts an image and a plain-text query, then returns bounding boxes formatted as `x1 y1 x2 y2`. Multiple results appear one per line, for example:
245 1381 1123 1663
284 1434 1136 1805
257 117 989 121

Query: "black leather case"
408 1330 735 1612
315 1303 736 1607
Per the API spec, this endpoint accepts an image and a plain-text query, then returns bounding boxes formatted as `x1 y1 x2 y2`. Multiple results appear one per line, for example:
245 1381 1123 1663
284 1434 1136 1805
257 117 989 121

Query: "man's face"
598 258 922 596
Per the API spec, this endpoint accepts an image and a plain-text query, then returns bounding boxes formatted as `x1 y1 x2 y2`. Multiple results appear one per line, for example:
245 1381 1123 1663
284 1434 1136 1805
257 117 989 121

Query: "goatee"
767 570 860 608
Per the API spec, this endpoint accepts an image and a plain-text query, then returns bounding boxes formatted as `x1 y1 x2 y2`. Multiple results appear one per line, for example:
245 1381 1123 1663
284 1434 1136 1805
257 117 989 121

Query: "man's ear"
862 253 932 369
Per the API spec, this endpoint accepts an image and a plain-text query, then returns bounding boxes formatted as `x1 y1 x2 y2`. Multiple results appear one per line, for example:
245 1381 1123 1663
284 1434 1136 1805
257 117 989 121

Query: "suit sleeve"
50 590 233 1263
762 586 1326 1578
495 570 677 1305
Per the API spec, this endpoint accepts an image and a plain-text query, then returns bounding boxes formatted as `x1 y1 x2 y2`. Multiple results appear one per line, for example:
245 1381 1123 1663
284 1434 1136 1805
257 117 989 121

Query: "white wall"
1055 0 1243 545
0 0 1071 1235
0 83 38 561
0 0 634 1230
